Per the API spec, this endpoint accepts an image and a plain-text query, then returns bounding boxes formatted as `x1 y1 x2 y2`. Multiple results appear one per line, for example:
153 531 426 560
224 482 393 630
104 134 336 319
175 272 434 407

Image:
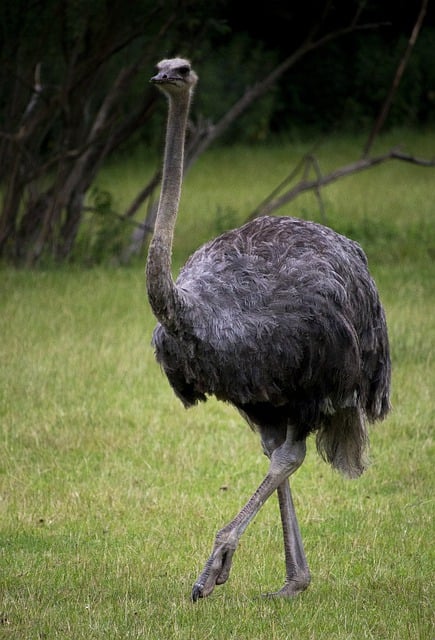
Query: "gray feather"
152 215 391 477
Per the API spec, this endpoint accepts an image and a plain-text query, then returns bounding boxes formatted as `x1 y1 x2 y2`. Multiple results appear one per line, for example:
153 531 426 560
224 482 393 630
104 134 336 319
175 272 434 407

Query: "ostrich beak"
150 72 166 84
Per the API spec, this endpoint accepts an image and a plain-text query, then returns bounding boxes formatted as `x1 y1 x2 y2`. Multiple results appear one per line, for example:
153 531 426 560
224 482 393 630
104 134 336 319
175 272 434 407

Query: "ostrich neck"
146 91 191 332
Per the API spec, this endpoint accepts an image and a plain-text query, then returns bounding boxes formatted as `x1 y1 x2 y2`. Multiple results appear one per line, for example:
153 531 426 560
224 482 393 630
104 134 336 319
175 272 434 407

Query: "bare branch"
122 169 161 220
185 19 389 162
20 63 43 126
83 206 153 231
306 155 327 224
123 15 389 258
363 0 428 156
248 148 435 219
351 1 368 29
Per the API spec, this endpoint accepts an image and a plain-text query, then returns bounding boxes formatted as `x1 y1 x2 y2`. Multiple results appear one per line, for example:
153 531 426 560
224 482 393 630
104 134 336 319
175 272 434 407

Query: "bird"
146 57 391 602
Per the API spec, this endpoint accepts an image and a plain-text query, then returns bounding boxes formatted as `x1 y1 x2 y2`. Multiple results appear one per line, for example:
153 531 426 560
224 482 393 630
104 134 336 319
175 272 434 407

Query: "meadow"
1 131 434 638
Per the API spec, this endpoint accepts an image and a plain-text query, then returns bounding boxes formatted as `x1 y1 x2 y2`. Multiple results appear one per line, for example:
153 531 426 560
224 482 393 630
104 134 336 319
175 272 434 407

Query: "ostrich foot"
263 575 311 599
191 541 236 601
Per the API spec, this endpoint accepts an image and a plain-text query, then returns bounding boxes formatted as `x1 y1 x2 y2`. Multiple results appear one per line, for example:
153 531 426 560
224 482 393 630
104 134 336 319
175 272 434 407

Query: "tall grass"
1 132 434 638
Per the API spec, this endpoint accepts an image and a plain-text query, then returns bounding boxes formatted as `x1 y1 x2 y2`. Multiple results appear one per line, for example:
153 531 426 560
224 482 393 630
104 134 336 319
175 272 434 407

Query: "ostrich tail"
316 408 369 479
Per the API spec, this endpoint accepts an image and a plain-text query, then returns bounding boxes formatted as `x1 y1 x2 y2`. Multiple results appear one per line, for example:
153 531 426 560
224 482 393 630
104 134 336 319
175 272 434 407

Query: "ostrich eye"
177 65 190 76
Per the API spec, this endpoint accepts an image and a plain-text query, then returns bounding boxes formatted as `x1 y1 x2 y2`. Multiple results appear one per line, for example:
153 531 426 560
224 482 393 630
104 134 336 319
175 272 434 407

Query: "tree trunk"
0 4 179 265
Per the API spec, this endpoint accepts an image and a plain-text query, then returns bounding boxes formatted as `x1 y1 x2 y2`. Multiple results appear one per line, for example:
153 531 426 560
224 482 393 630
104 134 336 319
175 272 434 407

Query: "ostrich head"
150 58 198 96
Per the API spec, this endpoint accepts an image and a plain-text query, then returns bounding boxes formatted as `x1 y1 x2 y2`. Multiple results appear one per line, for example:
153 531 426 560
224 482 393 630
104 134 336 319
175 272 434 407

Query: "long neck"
146 90 191 331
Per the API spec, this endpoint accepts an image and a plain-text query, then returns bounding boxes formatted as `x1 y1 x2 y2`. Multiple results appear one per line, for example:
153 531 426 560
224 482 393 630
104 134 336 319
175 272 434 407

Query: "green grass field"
1 133 434 638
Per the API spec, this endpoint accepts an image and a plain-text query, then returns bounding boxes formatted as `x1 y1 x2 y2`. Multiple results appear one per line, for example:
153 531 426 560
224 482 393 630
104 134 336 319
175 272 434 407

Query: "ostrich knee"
269 434 306 482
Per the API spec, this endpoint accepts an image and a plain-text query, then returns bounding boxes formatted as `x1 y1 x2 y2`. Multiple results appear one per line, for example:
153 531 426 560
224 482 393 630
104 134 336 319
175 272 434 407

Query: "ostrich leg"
191 427 306 601
266 479 311 597
260 428 310 596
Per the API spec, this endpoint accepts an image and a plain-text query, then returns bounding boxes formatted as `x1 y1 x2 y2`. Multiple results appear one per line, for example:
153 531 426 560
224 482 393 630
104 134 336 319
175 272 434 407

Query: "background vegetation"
1 137 434 638
0 0 434 264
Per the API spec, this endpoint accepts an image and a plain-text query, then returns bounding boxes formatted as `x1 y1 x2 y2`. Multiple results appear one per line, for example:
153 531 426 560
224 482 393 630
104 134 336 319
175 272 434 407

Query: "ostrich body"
146 58 391 601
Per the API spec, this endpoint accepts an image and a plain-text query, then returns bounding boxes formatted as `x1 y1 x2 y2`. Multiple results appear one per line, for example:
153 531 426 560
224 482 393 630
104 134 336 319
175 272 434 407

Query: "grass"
85 128 435 266
1 132 435 638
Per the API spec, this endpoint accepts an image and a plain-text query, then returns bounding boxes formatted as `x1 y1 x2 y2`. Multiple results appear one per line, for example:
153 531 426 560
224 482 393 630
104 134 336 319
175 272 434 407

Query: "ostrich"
146 58 391 601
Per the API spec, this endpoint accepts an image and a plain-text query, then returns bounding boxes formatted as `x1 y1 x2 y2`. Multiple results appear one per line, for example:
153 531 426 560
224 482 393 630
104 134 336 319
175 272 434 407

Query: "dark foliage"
0 0 433 264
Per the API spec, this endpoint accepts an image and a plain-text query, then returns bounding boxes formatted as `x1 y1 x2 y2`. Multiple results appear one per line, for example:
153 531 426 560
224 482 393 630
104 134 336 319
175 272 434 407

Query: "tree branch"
363 0 428 156
122 14 389 258
247 148 435 220
83 206 154 231
189 19 389 164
